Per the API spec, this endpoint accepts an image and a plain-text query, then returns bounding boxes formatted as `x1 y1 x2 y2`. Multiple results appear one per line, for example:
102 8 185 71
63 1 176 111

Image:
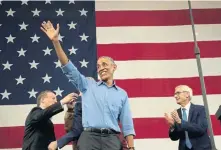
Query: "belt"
83 127 119 134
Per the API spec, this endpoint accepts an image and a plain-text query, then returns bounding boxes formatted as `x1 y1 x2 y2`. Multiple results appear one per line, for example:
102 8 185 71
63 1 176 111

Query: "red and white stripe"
1 1 221 150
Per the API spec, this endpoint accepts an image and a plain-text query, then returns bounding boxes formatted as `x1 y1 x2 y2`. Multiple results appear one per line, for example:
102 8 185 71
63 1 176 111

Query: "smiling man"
41 21 135 150
164 85 211 150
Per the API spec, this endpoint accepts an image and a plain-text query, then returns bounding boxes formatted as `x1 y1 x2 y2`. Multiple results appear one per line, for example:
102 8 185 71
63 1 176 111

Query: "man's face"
97 57 116 81
174 87 189 105
42 92 57 108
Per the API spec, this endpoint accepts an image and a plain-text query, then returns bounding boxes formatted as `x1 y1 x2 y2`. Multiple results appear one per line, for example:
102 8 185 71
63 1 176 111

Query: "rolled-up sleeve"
61 60 88 92
119 95 136 137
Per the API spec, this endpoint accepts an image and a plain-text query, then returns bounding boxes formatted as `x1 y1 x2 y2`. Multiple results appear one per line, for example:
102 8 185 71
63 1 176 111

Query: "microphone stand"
187 1 217 149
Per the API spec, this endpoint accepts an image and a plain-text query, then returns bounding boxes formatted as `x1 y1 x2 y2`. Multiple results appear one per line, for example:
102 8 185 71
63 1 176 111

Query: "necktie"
182 108 192 149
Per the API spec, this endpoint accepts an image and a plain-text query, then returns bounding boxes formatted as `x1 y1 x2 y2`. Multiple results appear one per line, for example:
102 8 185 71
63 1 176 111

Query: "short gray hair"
36 90 53 107
175 85 193 100
98 56 115 65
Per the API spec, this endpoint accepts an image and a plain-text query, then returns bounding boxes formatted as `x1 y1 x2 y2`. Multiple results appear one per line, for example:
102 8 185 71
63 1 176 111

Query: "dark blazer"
169 103 212 150
57 98 83 149
22 102 63 150
57 97 128 149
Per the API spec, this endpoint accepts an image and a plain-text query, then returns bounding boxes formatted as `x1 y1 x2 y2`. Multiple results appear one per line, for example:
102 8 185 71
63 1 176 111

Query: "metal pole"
187 1 217 149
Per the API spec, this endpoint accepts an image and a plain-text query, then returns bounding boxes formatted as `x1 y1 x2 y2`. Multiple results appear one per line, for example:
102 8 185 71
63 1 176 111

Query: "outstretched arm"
30 93 77 125
41 21 88 92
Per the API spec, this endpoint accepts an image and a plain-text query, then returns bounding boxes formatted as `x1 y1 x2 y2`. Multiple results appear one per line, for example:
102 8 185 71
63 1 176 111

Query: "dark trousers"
76 131 122 150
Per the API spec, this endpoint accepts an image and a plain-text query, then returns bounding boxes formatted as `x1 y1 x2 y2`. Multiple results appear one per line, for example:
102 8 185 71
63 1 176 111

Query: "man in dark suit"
164 85 212 150
22 90 78 150
48 94 128 150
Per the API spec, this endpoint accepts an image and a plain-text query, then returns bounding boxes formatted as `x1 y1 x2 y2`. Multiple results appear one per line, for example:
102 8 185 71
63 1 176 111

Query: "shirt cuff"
123 129 136 137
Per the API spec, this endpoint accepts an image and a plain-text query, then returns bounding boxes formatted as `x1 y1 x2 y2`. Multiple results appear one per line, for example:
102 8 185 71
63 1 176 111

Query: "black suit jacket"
169 103 212 150
57 98 83 149
22 102 64 150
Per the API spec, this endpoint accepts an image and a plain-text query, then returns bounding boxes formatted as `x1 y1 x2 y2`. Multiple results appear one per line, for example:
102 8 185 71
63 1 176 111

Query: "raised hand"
40 20 59 41
60 93 78 105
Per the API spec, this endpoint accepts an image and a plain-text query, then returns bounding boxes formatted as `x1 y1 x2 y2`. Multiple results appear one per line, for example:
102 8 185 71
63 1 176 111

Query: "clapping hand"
164 113 175 127
171 110 181 124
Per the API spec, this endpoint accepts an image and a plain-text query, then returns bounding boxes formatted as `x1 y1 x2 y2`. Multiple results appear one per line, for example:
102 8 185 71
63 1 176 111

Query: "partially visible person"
22 90 78 150
164 85 212 150
64 102 77 150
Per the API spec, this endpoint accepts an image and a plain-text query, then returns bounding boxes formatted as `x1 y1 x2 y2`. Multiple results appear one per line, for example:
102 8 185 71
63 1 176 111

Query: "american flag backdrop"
0 0 221 149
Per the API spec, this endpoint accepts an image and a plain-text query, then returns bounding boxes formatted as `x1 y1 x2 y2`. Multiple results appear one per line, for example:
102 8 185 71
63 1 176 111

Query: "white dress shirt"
181 101 191 120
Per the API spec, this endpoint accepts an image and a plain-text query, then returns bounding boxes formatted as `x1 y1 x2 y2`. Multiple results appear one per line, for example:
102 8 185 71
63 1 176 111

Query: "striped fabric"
0 1 221 150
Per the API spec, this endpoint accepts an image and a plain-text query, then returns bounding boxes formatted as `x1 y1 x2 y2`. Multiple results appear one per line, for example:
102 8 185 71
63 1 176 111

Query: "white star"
68 46 78 55
79 8 88 16
79 59 89 68
0 24 2 27
54 60 61 68
18 22 28 30
69 0 75 4
5 8 16 17
79 33 89 42
56 8 65 16
58 34 64 42
2 61 13 70
0 50 1 53
5 34 16 43
28 88 38 98
17 48 27 57
30 34 40 43
31 8 41 17
43 47 53 56
54 87 64 97
29 60 39 69
0 90 11 100
21 0 28 5
45 0 51 4
15 75 26 85
42 73 52 83
67 21 77 30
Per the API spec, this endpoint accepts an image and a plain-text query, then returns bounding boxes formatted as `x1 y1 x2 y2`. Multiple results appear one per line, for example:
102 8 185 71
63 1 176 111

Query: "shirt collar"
181 101 191 111
97 80 119 90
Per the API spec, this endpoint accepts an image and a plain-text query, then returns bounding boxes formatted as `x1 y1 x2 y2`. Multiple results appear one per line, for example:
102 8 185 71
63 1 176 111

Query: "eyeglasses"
174 91 187 95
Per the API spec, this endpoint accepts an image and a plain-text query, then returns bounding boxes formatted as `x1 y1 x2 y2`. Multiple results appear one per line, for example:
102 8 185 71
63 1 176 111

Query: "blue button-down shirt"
61 60 135 137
